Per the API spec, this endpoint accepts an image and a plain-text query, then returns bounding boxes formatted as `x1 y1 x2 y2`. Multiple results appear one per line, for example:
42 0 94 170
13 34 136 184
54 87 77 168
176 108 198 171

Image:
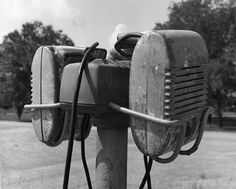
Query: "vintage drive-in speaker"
128 30 213 163
26 46 107 146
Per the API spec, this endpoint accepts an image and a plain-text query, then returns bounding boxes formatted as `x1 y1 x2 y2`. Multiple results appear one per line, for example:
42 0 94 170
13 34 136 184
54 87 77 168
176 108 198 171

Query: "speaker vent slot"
181 65 201 70
164 65 207 119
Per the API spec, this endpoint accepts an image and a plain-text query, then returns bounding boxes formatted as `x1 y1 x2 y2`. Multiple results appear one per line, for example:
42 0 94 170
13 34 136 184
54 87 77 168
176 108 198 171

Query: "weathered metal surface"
129 30 209 160
31 47 43 141
59 60 130 114
31 46 91 146
130 31 171 156
31 46 65 145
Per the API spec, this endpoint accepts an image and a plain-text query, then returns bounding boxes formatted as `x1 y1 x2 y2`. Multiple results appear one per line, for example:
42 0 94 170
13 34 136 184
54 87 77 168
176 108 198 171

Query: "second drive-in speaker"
29 46 107 146
129 30 212 162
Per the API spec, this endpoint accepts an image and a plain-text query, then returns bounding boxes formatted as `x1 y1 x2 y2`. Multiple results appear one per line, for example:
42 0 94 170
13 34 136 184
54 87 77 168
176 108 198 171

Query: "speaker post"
95 127 128 189
94 115 129 189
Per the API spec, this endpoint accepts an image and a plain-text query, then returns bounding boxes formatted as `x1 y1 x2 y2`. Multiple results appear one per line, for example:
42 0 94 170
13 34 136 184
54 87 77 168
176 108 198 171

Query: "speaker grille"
164 65 207 119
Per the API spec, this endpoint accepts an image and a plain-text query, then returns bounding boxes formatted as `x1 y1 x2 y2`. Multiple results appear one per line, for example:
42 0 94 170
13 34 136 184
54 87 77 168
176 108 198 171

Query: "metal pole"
95 126 128 189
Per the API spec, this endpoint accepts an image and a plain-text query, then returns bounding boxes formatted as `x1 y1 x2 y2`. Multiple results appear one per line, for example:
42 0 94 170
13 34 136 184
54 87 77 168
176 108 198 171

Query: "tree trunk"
16 105 23 120
216 90 223 128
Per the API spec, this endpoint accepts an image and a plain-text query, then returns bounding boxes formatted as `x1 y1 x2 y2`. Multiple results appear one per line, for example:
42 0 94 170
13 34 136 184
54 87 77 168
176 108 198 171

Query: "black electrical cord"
62 40 158 189
139 156 153 189
80 113 92 189
63 42 99 189
144 155 152 189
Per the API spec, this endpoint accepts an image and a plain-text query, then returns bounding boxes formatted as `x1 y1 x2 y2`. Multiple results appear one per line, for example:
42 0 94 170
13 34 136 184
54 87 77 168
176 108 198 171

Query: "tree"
155 0 236 58
154 0 236 127
0 21 74 119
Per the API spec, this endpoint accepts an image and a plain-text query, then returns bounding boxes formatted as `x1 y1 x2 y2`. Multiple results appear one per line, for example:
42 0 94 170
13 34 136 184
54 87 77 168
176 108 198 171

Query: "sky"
0 0 178 49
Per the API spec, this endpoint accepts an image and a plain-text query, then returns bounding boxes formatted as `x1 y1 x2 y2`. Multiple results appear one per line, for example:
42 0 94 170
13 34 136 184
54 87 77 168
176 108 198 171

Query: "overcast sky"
0 0 178 49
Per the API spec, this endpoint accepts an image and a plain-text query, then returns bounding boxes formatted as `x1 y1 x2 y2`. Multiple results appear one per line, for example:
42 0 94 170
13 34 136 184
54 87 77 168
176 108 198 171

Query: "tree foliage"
0 21 74 119
154 0 236 127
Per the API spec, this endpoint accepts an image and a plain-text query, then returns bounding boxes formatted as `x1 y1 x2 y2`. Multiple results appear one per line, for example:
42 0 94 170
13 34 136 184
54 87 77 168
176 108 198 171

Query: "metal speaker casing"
129 30 209 159
31 46 105 146
59 60 130 128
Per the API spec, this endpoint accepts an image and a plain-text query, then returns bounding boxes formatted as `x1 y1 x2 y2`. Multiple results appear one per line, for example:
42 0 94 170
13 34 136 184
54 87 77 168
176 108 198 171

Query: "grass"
199 173 207 180
191 183 204 189
0 108 31 122
1 120 236 188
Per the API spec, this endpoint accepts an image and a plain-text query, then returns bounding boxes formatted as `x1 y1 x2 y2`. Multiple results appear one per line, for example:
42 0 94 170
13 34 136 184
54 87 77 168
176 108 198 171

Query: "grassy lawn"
0 108 31 122
0 121 236 189
0 110 236 188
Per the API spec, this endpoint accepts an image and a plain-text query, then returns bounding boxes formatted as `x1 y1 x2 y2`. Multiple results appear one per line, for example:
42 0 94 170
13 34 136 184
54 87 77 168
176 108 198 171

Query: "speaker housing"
129 30 210 161
30 46 106 146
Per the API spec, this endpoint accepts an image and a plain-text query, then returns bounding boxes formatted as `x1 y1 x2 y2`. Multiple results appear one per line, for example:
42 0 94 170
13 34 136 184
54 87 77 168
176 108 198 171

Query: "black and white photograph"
0 0 236 188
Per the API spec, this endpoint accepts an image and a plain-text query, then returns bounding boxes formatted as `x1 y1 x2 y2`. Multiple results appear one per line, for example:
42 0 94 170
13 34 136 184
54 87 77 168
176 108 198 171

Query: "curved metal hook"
153 123 186 164
179 107 214 156
114 32 143 57
109 102 186 163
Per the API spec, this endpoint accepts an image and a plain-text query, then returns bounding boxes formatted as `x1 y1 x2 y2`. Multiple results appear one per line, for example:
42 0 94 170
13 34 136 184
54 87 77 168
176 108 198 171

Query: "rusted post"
95 125 128 189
